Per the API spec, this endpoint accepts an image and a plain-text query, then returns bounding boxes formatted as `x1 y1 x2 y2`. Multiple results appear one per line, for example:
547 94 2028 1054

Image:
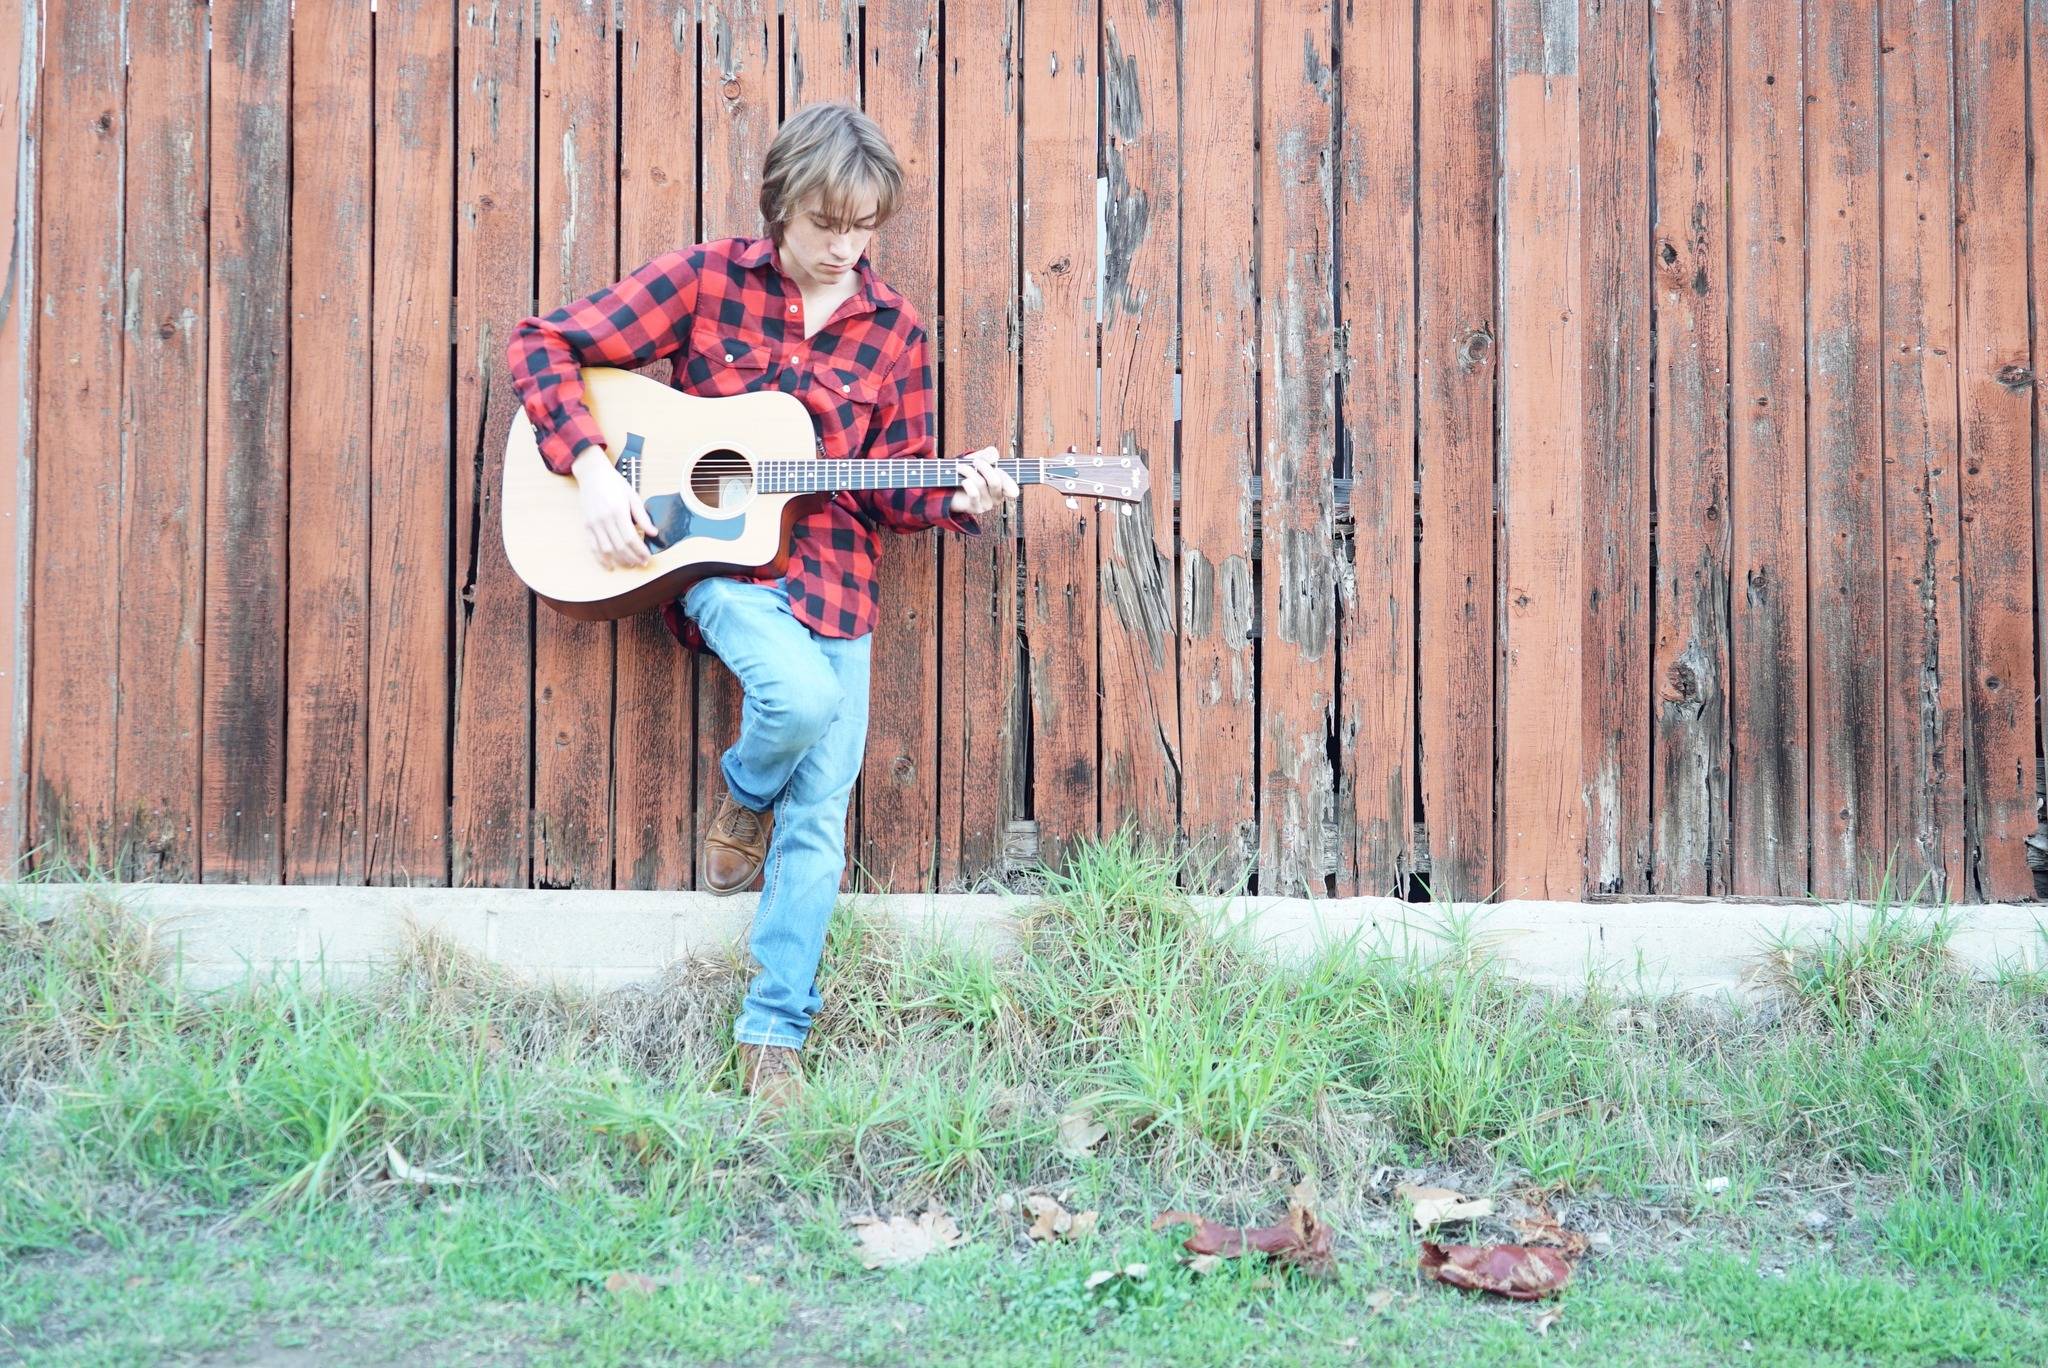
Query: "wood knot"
1048 256 1072 275
1662 660 1700 704
1996 363 2034 391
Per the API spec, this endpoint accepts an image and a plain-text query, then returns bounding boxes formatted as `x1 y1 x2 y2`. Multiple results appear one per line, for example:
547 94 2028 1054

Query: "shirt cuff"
919 487 981 536
540 413 607 476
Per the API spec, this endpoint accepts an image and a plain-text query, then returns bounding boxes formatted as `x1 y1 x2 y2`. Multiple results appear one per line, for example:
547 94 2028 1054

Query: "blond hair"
759 103 903 243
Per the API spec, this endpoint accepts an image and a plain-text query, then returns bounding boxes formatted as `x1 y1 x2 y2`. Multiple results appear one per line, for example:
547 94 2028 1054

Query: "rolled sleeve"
505 246 703 474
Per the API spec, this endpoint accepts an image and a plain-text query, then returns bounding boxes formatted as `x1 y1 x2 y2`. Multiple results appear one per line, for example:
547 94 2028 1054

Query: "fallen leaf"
384 1142 469 1189
1152 1188 1337 1280
1364 1288 1396 1317
850 1208 967 1270
1084 1262 1149 1291
1396 1182 1494 1232
1024 1193 1097 1241
1184 1253 1223 1276
1057 1109 1109 1158
1421 1242 1575 1300
604 1271 661 1297
1702 1175 1731 1194
1533 1306 1565 1336
1509 1202 1592 1258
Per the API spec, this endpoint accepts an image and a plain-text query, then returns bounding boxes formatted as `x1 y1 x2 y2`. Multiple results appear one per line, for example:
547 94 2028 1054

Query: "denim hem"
735 1026 808 1050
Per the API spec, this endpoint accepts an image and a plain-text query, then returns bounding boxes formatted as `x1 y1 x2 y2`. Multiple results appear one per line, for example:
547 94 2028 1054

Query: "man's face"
778 186 880 291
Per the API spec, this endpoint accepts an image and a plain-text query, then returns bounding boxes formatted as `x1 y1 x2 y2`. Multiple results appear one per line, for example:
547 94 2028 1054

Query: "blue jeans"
682 575 871 1050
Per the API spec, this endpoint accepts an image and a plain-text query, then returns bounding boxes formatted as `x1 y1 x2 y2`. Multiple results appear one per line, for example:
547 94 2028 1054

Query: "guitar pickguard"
625 428 745 551
643 492 746 550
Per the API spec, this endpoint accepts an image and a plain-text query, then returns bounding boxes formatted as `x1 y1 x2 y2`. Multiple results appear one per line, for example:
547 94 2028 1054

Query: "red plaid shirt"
506 235 978 653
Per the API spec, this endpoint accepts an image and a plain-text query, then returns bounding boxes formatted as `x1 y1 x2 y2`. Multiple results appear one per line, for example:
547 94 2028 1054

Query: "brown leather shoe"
735 1042 804 1115
703 792 772 894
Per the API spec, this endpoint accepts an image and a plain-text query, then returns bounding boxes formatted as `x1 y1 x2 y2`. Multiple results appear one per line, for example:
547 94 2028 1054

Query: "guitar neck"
757 459 1060 494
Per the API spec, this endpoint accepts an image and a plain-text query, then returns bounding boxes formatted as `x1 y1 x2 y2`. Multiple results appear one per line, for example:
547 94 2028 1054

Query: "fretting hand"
950 445 1021 519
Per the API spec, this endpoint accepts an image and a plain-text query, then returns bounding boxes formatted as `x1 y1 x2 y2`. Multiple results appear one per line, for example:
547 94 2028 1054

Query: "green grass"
3 835 2046 1365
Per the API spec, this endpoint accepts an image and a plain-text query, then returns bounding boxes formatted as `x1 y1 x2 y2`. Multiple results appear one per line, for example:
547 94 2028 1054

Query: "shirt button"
788 304 798 313
725 353 733 362
842 383 851 393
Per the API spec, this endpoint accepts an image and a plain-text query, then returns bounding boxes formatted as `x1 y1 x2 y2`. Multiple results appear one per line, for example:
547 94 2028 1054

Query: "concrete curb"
7 882 2045 1001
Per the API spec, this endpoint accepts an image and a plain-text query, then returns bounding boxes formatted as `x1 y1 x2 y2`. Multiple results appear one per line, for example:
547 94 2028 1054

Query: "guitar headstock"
1038 448 1151 507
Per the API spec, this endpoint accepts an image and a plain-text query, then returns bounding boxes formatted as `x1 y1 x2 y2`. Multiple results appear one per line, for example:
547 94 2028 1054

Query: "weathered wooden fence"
6 0 2044 901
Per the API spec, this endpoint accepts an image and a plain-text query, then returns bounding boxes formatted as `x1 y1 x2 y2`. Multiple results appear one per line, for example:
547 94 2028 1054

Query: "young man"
506 103 1017 1115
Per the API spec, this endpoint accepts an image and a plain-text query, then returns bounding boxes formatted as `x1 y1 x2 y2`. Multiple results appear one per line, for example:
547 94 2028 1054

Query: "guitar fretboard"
756 459 1053 494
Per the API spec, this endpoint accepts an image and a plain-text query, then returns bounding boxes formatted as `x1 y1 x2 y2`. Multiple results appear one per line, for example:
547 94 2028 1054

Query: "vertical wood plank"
785 0 860 108
1096 0 1179 861
696 0 777 885
453 0 537 888
1879 0 1964 899
1953 0 2036 900
1019 0 1099 874
1258 0 1339 895
0 0 36 876
286 0 373 883
2032 0 2048 888
937 0 1021 888
1176 0 1257 890
1498 0 1584 899
1805 0 1885 899
533 0 618 888
613 0 700 891
0 0 34 869
1649 0 1730 895
118 0 208 880
859 0 942 891
1338 0 1415 895
1577 0 1648 897
203 0 292 882
31 0 124 870
1727 0 1808 895
368 0 454 885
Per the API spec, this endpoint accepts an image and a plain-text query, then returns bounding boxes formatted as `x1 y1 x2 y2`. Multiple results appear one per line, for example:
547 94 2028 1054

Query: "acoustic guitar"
501 365 1150 620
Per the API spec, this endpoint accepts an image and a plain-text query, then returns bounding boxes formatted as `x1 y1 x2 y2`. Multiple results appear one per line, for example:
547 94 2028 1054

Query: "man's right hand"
571 445 658 569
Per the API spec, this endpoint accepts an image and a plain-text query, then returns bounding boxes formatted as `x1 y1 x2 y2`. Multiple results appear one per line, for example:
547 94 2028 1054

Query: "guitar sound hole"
691 448 754 510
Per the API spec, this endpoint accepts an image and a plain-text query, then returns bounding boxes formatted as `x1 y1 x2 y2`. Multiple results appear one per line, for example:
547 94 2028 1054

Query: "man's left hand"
950 446 1021 518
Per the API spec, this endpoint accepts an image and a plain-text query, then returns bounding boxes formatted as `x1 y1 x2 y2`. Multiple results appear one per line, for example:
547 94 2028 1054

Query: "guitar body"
501 366 829 620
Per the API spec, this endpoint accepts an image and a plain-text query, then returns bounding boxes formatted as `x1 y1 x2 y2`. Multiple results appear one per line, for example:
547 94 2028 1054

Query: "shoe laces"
747 1044 799 1084
717 800 762 844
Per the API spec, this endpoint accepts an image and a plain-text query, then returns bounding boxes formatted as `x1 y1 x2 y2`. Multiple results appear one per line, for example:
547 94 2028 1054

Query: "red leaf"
1420 1242 1575 1300
1151 1193 1337 1280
